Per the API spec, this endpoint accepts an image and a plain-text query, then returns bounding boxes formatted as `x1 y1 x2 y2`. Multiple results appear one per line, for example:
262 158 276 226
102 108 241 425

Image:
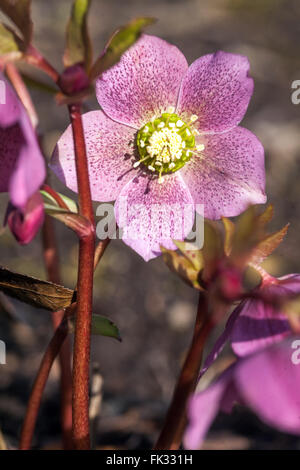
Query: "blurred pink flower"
51 35 266 261
0 72 45 244
184 336 300 449
199 274 299 381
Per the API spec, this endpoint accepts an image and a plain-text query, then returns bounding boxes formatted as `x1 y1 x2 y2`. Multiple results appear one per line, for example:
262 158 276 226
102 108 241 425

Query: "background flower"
185 337 300 449
0 73 45 243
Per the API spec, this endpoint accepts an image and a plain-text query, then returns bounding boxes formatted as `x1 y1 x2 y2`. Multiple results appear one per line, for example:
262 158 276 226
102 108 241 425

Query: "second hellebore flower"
51 35 266 261
184 337 300 449
184 274 300 449
0 72 45 244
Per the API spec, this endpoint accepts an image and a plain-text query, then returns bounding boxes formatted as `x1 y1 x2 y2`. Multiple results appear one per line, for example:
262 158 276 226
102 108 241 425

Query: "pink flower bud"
58 64 90 95
5 192 44 245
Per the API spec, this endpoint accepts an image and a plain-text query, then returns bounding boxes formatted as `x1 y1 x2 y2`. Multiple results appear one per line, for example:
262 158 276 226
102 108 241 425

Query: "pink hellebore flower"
51 35 266 261
184 275 300 449
199 274 299 380
0 73 45 244
184 336 300 449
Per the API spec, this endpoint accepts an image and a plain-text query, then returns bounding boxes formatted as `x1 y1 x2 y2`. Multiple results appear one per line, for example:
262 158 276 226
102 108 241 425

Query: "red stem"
42 216 73 450
42 184 70 211
68 103 95 450
19 320 68 450
26 45 60 84
154 294 214 450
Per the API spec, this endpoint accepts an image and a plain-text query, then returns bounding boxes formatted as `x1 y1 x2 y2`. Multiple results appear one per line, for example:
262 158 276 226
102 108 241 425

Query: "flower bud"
5 192 44 245
58 64 90 95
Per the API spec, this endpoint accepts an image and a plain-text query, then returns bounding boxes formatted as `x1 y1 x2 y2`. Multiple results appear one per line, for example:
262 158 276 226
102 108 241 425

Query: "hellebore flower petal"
95 34 188 129
177 51 254 134
231 275 300 357
51 110 136 202
0 72 22 127
114 172 195 261
184 369 233 450
198 302 244 380
5 191 45 245
8 110 46 208
0 73 45 209
235 337 300 434
185 337 300 449
180 127 266 219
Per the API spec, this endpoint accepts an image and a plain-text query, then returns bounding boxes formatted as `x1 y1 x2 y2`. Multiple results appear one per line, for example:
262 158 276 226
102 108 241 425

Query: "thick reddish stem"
42 216 73 450
26 45 60 84
19 320 68 450
154 294 214 450
68 103 95 450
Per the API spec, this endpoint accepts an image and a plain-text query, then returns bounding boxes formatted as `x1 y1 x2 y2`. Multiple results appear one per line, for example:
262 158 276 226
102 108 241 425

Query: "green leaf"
41 190 78 213
0 266 76 311
63 0 92 69
257 204 274 227
173 240 204 271
90 17 156 79
161 246 203 290
44 204 91 238
249 224 289 265
0 22 23 58
0 0 32 45
222 217 235 257
202 221 223 281
91 314 121 341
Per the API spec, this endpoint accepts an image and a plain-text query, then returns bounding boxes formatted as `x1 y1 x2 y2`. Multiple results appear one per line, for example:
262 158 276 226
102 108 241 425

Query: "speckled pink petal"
0 73 22 127
0 123 24 193
115 172 195 261
236 337 300 435
50 111 137 202
9 110 46 208
180 127 266 220
184 369 234 449
95 35 188 129
177 51 253 134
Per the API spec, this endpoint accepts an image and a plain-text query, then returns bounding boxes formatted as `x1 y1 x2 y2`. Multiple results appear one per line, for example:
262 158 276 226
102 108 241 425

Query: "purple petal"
50 111 136 202
180 127 266 219
236 337 300 435
231 276 300 357
114 172 195 261
184 369 234 449
198 302 244 381
95 35 188 129
177 51 254 134
0 122 25 193
0 73 22 127
0 105 45 208
9 110 45 208
231 298 291 357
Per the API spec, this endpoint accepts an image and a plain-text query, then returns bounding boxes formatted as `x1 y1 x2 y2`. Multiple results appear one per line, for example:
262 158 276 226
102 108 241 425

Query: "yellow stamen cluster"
135 111 205 183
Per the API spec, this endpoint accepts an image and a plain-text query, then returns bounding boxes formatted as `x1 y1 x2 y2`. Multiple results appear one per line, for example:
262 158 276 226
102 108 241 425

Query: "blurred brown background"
0 0 300 450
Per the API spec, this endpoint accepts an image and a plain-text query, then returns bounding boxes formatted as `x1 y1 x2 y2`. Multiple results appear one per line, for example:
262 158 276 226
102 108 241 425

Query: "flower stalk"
42 215 73 450
19 318 69 450
154 294 214 450
68 103 96 450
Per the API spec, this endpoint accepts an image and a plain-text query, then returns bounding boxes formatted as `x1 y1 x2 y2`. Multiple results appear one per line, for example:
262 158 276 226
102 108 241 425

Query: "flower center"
135 110 203 183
